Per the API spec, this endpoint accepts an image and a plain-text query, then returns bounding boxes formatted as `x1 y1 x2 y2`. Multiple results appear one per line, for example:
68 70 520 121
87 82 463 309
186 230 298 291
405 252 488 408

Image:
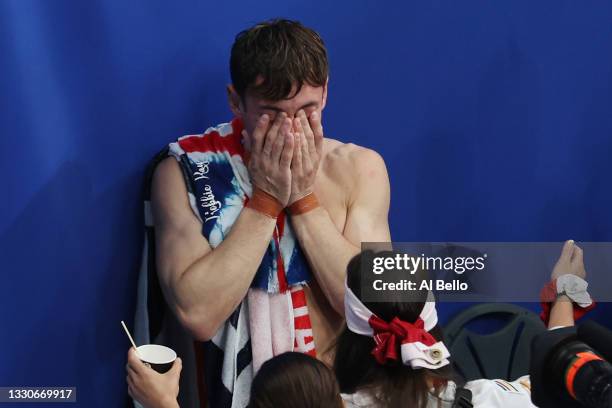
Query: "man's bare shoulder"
322 138 388 181
152 156 185 204
153 156 182 185
151 156 199 229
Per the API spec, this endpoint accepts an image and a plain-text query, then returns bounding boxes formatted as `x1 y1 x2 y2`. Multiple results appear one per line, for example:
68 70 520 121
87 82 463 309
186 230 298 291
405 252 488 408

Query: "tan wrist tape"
247 187 283 219
288 193 320 215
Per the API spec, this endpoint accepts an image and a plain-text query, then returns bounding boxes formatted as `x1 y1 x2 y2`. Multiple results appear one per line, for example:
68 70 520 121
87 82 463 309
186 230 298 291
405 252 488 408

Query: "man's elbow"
175 306 221 342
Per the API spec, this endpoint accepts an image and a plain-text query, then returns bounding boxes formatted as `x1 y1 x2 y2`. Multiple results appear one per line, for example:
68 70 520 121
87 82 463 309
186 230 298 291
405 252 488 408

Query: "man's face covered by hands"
237 81 327 148
227 80 327 206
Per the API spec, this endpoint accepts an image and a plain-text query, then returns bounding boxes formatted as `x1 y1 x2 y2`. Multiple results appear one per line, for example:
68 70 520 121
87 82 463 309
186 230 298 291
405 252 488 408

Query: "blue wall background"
1 1 611 406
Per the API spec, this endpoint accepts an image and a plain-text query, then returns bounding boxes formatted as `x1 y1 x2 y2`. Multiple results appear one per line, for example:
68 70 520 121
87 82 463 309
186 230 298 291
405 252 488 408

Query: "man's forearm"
290 206 360 314
171 208 276 339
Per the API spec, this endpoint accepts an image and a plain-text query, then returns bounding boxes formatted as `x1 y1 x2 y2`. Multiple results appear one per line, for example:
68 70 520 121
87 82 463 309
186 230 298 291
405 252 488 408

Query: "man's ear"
320 77 329 111
227 84 243 117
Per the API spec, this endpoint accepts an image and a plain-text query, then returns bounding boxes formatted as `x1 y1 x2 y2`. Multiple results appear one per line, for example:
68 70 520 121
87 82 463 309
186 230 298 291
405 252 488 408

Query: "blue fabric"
1 1 612 407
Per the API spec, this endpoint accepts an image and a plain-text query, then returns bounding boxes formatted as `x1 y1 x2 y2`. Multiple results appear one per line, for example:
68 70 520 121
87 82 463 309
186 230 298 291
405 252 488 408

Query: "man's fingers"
300 128 310 170
290 129 301 171
281 133 294 170
299 110 316 157
292 117 307 168
250 114 269 155
309 110 324 157
293 116 304 136
560 239 575 261
298 109 313 137
271 118 291 162
263 113 286 157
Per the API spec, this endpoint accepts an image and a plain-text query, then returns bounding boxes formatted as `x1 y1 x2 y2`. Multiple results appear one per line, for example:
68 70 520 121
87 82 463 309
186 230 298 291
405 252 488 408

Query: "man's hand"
243 113 294 206
551 239 586 281
289 110 324 205
126 347 182 408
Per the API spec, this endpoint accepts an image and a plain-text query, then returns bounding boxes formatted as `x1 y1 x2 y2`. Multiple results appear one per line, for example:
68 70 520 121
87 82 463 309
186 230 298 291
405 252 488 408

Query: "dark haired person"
248 352 343 408
135 18 390 408
336 243 591 407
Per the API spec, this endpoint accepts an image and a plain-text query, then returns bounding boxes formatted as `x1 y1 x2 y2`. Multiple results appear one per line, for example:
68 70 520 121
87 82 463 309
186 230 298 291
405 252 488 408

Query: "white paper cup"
137 344 177 373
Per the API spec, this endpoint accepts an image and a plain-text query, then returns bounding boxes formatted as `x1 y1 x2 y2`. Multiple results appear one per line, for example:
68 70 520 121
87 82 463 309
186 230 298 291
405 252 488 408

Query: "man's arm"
290 147 391 314
152 158 277 341
153 113 294 341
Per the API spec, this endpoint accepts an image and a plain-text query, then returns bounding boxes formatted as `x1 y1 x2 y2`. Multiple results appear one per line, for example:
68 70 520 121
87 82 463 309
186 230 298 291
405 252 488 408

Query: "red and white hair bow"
344 281 451 369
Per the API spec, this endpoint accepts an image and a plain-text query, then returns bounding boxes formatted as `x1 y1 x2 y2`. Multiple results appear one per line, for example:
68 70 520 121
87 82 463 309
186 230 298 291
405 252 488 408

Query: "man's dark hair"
230 19 329 102
248 352 343 408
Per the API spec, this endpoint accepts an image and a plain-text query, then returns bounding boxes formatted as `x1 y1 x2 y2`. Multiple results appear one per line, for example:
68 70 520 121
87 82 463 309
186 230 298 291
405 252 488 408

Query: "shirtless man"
151 17 390 378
